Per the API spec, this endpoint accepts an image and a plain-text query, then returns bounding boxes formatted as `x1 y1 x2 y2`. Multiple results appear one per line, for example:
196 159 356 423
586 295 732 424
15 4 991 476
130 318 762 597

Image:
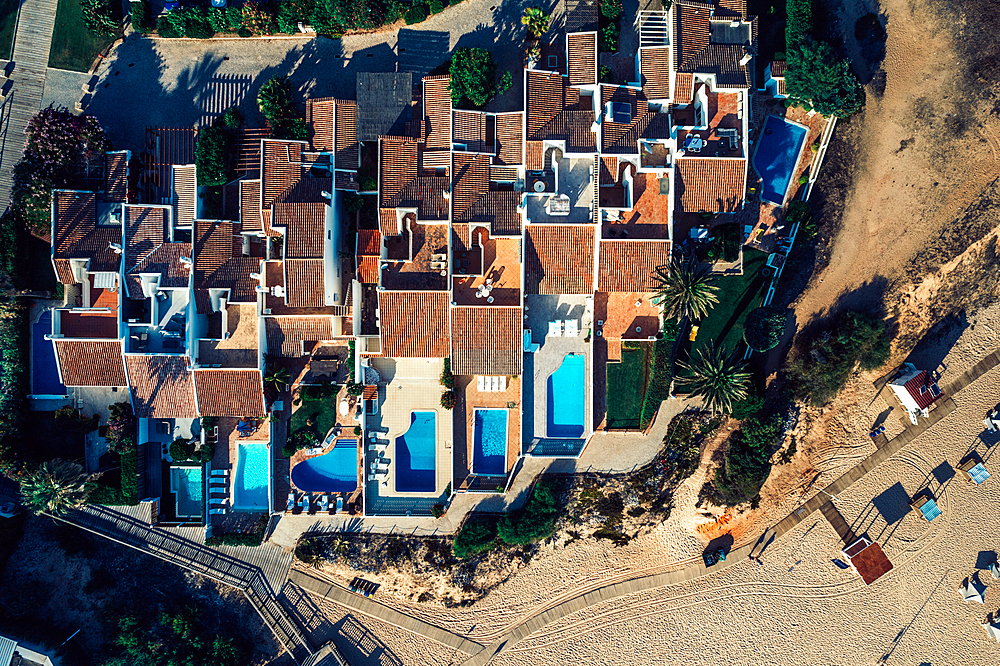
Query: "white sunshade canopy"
984 623 1000 642
962 580 985 604
93 271 118 290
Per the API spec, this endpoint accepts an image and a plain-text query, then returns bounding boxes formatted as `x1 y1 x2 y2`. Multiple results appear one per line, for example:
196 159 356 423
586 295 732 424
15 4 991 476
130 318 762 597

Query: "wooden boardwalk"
0 0 59 209
53 505 315 665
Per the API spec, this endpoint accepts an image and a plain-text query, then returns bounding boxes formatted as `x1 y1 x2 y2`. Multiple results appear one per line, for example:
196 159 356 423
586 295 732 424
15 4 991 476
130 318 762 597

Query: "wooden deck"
0 0 59 210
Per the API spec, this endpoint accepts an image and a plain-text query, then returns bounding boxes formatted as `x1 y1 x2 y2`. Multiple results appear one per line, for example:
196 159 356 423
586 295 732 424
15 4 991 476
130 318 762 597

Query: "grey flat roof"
356 72 413 142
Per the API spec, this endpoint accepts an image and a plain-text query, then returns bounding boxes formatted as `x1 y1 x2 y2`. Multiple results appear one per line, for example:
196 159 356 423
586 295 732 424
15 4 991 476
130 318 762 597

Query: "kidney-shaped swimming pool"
291 439 359 493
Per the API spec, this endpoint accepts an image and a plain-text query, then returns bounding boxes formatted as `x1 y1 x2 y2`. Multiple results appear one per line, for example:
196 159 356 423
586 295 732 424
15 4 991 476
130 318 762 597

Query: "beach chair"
989 561 1000 580
962 577 986 604
336 496 344 513
984 622 1000 642
491 376 500 392
318 495 329 512
209 508 227 515
910 494 941 522
209 498 229 507
299 495 310 512
286 492 295 512
548 320 563 337
210 469 228 478
367 473 378 482
498 375 507 391
368 442 387 453
477 375 486 392
958 458 991 485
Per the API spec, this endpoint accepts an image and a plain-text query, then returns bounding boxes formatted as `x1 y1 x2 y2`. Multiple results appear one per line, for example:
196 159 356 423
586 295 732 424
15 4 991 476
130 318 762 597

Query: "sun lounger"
984 622 1000 642
367 473 378 482
318 495 329 512
477 375 486 392
498 375 507 391
336 496 344 513
299 495 309 512
962 578 986 603
990 562 1000 580
491 376 500 392
368 442 387 452
209 508 227 515
959 459 991 485
210 469 228 478
286 492 295 512
910 494 941 522
564 319 578 337
209 499 229 506
548 320 563 337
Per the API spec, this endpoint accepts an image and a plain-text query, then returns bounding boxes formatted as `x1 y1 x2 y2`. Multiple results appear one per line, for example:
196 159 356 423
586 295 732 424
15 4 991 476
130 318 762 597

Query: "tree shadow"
904 312 968 378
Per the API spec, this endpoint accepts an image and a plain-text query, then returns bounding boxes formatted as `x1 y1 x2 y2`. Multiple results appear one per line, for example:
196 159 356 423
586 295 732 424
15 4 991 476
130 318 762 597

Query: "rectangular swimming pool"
473 408 508 476
547 354 586 438
395 411 436 492
170 466 203 520
32 311 65 396
233 442 270 511
752 115 809 205
291 438 358 493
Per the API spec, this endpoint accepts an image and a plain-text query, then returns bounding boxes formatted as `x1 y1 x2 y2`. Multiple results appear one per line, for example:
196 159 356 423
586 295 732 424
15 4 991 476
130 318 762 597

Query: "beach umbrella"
983 623 1000 642
961 580 985 604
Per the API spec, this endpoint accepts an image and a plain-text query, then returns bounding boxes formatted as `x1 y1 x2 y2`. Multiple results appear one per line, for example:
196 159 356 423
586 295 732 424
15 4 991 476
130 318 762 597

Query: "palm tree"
677 343 751 414
522 7 550 38
21 459 97 516
264 366 290 393
652 257 720 322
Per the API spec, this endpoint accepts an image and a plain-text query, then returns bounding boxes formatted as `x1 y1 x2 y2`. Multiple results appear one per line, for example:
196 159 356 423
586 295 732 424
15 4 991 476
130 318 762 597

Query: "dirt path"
792 0 1000 326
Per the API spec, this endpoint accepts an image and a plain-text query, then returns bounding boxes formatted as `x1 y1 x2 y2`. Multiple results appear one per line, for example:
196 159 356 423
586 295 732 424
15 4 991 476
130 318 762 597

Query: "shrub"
660 319 680 342
224 6 243 28
196 438 215 463
798 173 808 185
342 192 365 213
309 0 341 35
208 6 229 32
440 391 456 409
784 310 891 406
440 358 454 389
131 0 152 34
82 0 120 38
713 414 782 505
89 447 138 506
639 336 672 429
431 503 444 518
785 200 816 238
453 514 499 558
786 39 863 118
346 381 364 397
498 479 559 545
278 0 314 33
258 74 295 126
404 3 428 23
317 0 383 31
241 2 276 35
157 12 184 37
170 437 196 462
786 0 812 48
449 47 509 108
744 305 787 352
273 117 308 140
598 64 614 83
429 0 444 13
206 516 268 547
195 125 227 186
600 0 622 19
707 222 740 262
599 22 619 53
728 383 765 420
106 401 137 453
184 7 215 38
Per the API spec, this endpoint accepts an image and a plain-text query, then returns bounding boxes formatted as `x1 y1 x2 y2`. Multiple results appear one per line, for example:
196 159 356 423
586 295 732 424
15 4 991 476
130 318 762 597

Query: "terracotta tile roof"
357 229 382 255
452 153 521 235
674 4 712 69
565 0 598 31
526 224 595 294
335 102 359 170
172 165 196 228
55 339 126 386
674 4 753 88
262 140 305 210
419 150 451 172
674 72 695 103
357 256 380 284
567 32 597 86
265 317 333 357
600 157 619 185
495 112 523 165
598 240 672 292
105 152 128 202
769 60 786 77
193 368 265 418
601 85 670 154
527 71 565 138
450 306 523 375
125 354 197 418
640 47 672 98
378 291 450 357
490 166 519 182
240 179 262 232
193 219 259 311
308 97 360 170
126 243 192 299
453 110 488 152
276 202 326 259
683 44 753 88
526 141 545 170
675 157 746 212
307 97 336 152
363 385 378 400
60 311 118 338
124 205 167 276
423 76 452 150
379 137 451 220
284 258 325 307
52 191 121 283
380 208 400 236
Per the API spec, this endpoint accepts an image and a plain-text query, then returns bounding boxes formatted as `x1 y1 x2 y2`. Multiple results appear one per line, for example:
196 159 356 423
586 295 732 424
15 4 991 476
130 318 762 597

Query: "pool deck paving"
454 374 521 491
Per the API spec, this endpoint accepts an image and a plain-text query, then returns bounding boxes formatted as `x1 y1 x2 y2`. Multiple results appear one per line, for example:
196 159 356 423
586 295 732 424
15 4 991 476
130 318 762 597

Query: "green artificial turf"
49 0 118 72
606 343 651 430
0 0 18 61
289 397 340 442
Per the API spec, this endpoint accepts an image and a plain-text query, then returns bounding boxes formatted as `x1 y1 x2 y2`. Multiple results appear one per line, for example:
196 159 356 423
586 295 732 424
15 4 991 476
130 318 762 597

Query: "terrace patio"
605 171 672 240
523 294 594 456
453 375 521 492
207 415 269 531
525 154 595 225
197 303 259 368
381 221 449 291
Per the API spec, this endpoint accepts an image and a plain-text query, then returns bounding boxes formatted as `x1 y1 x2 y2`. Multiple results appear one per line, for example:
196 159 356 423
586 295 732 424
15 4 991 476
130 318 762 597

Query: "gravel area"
83 0 559 153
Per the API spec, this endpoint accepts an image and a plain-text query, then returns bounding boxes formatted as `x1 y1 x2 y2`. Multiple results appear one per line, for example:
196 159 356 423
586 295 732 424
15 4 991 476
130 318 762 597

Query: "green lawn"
49 0 118 72
0 0 17 61
606 343 651 430
289 398 339 442
675 248 770 384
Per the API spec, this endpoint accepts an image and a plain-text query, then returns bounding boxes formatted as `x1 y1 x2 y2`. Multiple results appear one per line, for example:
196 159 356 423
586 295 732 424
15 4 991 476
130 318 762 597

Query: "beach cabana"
841 537 893 585
961 578 986 604
984 622 1000 642
958 459 991 485
910 494 941 522
990 561 1000 580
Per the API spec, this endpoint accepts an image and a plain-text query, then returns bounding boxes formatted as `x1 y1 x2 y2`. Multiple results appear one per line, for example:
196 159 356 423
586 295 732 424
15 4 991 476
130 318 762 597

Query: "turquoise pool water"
473 409 508 475
32 311 65 396
170 466 203 519
291 439 358 493
547 354 586 438
233 442 270 511
752 115 808 204
396 411 436 492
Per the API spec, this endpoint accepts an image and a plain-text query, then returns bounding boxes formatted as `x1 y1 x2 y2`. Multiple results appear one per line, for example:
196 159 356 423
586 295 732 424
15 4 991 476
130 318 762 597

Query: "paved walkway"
0 0 58 210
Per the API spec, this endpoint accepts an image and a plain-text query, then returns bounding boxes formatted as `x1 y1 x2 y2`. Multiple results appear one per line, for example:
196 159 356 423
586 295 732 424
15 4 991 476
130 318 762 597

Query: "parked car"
703 547 727 567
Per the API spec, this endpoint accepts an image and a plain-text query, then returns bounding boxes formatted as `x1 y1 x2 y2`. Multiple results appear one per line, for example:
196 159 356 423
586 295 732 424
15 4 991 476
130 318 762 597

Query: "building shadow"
903 312 969 378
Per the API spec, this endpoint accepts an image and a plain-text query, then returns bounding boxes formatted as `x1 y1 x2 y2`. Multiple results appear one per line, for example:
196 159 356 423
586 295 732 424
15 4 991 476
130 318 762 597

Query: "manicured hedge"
89 446 139 506
206 515 268 547
0 299 27 474
639 336 673 429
